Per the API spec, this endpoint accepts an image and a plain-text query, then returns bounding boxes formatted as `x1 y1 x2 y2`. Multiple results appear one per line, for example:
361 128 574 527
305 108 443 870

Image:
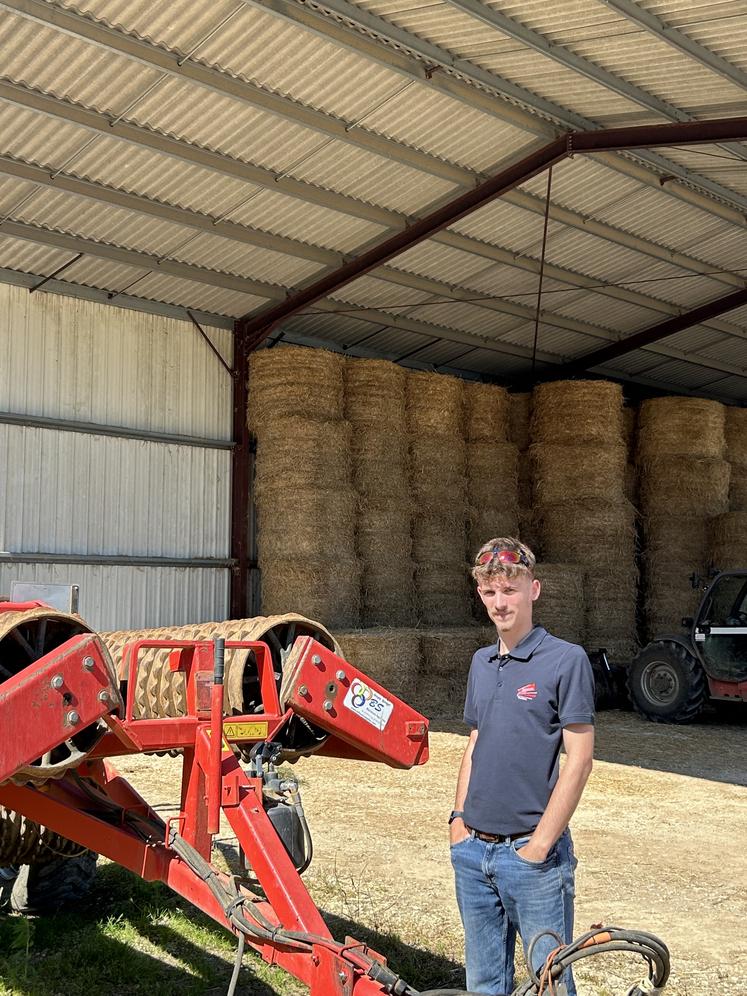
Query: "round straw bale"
412 516 467 563
248 345 344 428
518 459 532 507
509 392 532 451
415 563 472 625
467 442 519 507
464 382 510 441
357 502 412 561
360 564 416 627
468 508 520 558
531 381 623 446
730 466 747 511
406 370 464 436
710 512 747 571
584 566 638 640
256 488 356 561
531 444 626 505
335 628 420 700
254 417 352 495
260 558 362 629
414 627 490 718
353 453 409 503
410 435 466 489
533 563 585 644
537 501 635 568
637 397 725 460
638 457 730 517
344 357 406 427
352 430 408 469
725 407 747 465
643 515 710 566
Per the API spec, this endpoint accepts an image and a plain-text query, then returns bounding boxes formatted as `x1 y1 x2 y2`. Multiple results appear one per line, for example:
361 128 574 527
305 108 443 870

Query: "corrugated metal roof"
0 0 742 400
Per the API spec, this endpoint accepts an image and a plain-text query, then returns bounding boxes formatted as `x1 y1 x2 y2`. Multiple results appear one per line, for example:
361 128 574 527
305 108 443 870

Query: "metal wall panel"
0 282 233 439
0 424 230 558
0 561 230 631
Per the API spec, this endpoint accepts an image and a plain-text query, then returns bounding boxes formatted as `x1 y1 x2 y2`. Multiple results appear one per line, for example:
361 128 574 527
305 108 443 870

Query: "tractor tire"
9 850 97 915
628 641 707 724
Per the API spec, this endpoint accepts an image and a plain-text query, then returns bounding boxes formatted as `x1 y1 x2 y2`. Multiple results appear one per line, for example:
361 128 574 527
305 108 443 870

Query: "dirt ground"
118 709 747 995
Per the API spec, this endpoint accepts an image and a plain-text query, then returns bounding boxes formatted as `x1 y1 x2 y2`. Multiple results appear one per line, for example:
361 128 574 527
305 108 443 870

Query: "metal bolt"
338 971 347 983
298 684 308 696
98 690 110 703
322 699 333 712
335 669 346 681
50 674 64 690
82 656 95 671
66 710 80 726
311 654 322 666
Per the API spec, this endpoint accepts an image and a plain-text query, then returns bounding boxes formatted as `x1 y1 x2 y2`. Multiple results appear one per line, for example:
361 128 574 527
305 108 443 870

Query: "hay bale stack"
466 440 519 558
415 627 493 718
533 563 585 645
622 405 638 504
710 512 747 571
637 396 727 639
249 346 359 627
407 371 470 624
726 408 747 511
335 628 421 701
530 381 634 652
345 359 413 626
509 392 532 452
584 567 638 665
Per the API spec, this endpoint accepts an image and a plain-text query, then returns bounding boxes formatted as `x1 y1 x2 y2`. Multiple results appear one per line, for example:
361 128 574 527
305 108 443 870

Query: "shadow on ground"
428 707 747 787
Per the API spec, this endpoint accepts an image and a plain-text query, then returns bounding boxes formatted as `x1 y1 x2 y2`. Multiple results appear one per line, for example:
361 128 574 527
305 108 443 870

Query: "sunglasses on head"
475 547 530 568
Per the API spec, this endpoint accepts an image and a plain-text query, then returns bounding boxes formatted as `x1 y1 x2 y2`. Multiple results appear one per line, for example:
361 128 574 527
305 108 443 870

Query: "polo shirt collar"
496 625 548 662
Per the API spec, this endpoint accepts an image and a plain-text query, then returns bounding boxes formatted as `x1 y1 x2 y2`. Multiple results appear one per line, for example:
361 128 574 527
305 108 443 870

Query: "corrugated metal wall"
0 283 234 630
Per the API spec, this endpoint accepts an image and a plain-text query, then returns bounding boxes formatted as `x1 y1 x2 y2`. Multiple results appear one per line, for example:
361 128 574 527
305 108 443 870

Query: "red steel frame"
0 627 429 996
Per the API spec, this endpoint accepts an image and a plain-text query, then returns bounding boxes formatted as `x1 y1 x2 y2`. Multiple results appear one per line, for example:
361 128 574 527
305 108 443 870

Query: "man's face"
477 571 540 636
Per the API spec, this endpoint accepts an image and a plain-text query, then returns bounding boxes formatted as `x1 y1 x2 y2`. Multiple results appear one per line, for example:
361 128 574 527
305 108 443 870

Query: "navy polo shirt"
463 626 595 836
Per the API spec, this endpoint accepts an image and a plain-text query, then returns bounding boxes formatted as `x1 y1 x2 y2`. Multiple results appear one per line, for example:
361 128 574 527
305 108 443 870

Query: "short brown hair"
471 536 536 585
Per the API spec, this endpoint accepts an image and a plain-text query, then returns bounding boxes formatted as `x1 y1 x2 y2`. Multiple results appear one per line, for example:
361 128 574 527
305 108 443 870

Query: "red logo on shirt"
516 682 538 701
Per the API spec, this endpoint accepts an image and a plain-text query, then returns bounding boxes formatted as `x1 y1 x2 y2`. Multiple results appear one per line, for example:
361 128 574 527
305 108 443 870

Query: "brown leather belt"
467 826 533 843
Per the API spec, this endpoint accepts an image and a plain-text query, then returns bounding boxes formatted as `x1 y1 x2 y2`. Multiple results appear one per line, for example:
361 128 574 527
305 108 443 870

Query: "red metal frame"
0 629 430 996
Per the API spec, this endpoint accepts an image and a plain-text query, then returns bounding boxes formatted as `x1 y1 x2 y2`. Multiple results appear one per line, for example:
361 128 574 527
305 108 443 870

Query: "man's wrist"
449 810 464 824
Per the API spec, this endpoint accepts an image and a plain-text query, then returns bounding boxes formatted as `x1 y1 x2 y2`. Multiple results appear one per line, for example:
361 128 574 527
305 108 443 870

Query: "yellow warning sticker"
223 721 269 741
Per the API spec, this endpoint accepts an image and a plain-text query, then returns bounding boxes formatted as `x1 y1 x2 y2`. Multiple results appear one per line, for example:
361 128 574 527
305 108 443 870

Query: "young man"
450 537 595 996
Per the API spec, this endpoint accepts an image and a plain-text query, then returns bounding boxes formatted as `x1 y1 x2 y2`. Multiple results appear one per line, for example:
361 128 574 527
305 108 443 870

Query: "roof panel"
0 235 72 274
131 271 269 316
172 231 325 286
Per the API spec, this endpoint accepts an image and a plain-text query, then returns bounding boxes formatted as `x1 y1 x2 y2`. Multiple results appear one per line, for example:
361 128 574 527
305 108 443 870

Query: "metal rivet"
298 684 308 696
322 699 333 712
98 690 110 703
82 657 95 671
66 710 80 725
335 669 346 681
311 654 322 666
50 674 64 690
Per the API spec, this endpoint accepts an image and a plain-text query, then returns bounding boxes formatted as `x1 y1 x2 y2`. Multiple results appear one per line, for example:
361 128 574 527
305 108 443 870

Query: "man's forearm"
454 731 478 810
531 755 592 853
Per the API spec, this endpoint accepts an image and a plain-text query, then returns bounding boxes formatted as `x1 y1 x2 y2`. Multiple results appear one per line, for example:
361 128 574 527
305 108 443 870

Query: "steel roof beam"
2 150 744 347
249 0 747 216
2 79 744 301
561 286 747 374
237 116 747 339
448 0 747 162
602 0 747 91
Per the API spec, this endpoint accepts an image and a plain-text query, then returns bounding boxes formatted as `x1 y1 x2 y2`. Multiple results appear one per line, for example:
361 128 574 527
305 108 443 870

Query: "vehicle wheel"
9 850 97 915
628 641 707 723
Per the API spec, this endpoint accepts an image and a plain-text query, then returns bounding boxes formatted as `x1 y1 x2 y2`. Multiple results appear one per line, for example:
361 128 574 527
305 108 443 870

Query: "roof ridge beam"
5 149 743 331
601 0 747 91
248 0 747 215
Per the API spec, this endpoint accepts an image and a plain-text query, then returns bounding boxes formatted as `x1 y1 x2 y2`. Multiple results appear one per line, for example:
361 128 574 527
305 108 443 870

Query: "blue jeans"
451 829 577 996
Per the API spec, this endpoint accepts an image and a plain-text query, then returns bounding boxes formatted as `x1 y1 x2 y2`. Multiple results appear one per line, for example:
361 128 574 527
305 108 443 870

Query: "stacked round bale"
710 512 747 571
726 407 747 512
344 359 414 626
638 397 729 638
509 392 538 549
414 626 495 718
248 346 361 628
407 371 471 625
335 628 420 702
533 563 585 645
464 382 518 556
531 381 637 663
